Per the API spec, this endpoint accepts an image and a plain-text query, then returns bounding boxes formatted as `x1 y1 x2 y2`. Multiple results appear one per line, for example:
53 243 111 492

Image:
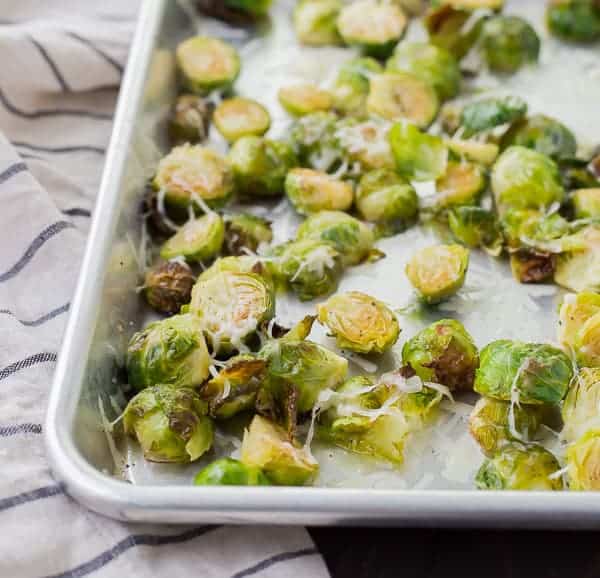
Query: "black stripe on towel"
12 141 106 155
65 31 124 74
0 423 42 436
231 548 320 578
0 352 57 381
0 484 63 512
0 162 27 185
29 36 70 92
0 302 70 327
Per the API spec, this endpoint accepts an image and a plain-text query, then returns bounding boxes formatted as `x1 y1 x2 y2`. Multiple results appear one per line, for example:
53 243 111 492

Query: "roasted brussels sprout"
562 367 600 443
289 111 341 171
367 72 439 128
160 212 225 263
123 385 214 463
296 210 376 266
194 458 271 486
460 96 527 138
480 16 541 74
428 161 486 211
501 115 577 161
240 415 319 485
448 206 503 255
278 84 333 117
547 0 600 43
317 291 400 354
336 118 395 171
386 42 461 101
224 213 272 256
199 255 271 282
355 169 418 234
445 139 500 166
554 225 600 293
213 97 270 143
270 239 342 301
501 208 569 252
176 36 240 94
144 261 195 314
293 0 343 46
469 397 546 456
389 122 448 182
405 244 469 304
229 136 297 198
558 292 600 357
332 57 383 117
200 355 267 419
491 146 565 214
402 319 479 391
153 145 235 210
509 250 556 284
474 340 573 405
475 442 563 490
285 168 354 215
190 270 275 353
573 188 600 219
168 94 212 145
566 429 600 490
127 314 211 391
337 0 408 58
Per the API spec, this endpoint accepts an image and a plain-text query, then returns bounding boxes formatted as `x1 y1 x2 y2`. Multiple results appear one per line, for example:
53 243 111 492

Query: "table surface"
310 528 600 578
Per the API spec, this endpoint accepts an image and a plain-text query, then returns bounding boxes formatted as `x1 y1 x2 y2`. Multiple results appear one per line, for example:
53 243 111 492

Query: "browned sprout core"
144 261 196 314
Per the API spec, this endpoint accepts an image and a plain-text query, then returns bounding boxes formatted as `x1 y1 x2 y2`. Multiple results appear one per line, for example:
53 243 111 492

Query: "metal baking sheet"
46 0 600 525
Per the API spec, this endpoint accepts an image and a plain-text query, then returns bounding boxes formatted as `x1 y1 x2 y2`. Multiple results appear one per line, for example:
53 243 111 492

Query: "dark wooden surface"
309 528 600 578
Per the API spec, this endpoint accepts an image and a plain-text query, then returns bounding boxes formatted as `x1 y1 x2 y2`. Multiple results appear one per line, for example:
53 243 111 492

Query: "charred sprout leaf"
317 291 400 354
332 57 383 117
573 188 600 218
460 96 527 138
278 84 333 117
510 250 556 284
168 94 212 145
229 136 297 198
566 429 600 490
285 168 354 215
554 226 600 293
559 158 600 191
123 385 213 463
296 210 376 266
160 212 225 263
337 0 408 58
176 36 240 94
475 442 563 490
562 367 600 443
197 0 273 23
386 42 461 101
194 457 271 485
367 72 439 129
428 160 486 212
126 314 211 391
480 15 541 74
448 206 503 255
289 111 341 171
402 318 479 391
405 244 469 304
144 261 195 314
294 0 343 46
240 415 319 485
153 145 235 210
224 213 273 256
213 97 270 142
547 0 600 43
558 292 600 362
474 340 573 405
336 118 395 171
445 139 500 166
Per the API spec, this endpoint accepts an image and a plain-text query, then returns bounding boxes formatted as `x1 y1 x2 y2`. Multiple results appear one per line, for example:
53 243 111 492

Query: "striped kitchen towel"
0 1 329 577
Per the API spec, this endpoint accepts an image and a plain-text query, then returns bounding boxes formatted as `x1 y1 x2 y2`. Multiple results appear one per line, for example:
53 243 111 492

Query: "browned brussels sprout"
144 261 195 314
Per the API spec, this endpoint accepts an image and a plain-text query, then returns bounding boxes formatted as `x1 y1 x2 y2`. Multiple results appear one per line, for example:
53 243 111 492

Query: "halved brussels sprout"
474 340 573 405
557 292 600 359
405 244 469 304
448 206 503 255
427 160 486 211
573 188 600 219
574 312 600 367
285 168 354 215
500 208 569 251
367 72 439 128
480 16 541 74
547 0 600 43
224 213 273 256
213 97 270 143
460 96 527 138
501 115 577 161
201 355 267 418
194 458 271 486
386 42 461 101
144 261 195 315
270 240 342 301
317 291 400 354
332 57 383 117
289 112 341 171
160 212 225 263
469 397 545 457
176 36 240 94
554 226 600 293
491 146 565 214
562 367 600 443
475 442 563 490
123 385 214 463
355 169 418 234
240 415 319 485
566 429 600 490
153 145 235 210
402 319 479 391
337 0 408 58
190 270 275 353
293 0 343 46
296 210 376 266
445 139 500 166
336 118 395 171
127 314 211 391
229 136 297 198
278 84 333 117
168 94 212 145
389 122 448 181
